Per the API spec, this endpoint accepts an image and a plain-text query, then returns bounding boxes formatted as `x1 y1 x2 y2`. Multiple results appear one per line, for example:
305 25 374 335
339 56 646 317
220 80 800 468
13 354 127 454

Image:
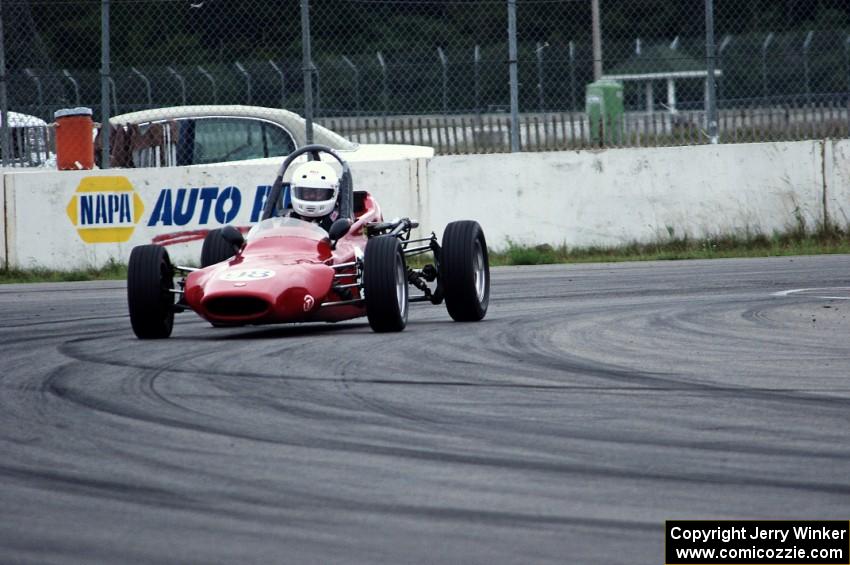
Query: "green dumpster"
586 80 624 145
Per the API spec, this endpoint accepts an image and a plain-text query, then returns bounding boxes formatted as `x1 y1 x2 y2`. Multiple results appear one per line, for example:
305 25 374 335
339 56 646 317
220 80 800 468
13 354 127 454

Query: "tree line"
5 0 848 72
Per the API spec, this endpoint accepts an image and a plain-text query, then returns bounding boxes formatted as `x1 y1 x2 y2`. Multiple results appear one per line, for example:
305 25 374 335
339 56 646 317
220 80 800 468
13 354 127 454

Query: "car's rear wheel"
363 236 408 332
441 220 490 322
201 228 235 268
127 245 175 339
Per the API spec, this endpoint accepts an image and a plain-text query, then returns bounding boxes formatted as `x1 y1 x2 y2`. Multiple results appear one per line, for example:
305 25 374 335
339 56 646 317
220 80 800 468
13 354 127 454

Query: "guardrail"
2 138 845 270
321 103 850 154
4 102 849 169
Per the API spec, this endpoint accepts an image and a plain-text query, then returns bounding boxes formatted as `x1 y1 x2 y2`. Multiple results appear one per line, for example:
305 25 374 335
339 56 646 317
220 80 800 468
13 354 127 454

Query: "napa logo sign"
65 176 145 243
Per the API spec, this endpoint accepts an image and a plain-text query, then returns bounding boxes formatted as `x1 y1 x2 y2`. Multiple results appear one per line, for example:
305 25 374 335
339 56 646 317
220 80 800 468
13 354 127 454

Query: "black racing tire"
363 236 408 332
127 245 175 339
441 220 490 322
201 228 234 268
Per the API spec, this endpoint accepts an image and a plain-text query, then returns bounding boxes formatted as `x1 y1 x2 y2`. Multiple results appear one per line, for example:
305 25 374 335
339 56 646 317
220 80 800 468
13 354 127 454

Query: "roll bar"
260 144 354 222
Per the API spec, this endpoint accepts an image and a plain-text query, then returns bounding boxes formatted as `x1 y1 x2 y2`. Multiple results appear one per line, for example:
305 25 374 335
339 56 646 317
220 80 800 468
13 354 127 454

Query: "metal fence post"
717 34 731 106
591 0 602 81
377 51 388 135
342 56 359 114
24 69 43 116
0 0 8 168
269 60 285 109
705 0 718 144
314 64 321 117
761 32 773 102
507 0 519 152
536 42 547 112
569 40 577 111
101 0 110 169
63 70 81 106
845 36 850 93
197 66 217 104
109 77 118 115
132 67 153 106
802 31 813 107
300 0 313 144
473 45 481 118
168 66 187 105
437 47 448 115
235 62 252 105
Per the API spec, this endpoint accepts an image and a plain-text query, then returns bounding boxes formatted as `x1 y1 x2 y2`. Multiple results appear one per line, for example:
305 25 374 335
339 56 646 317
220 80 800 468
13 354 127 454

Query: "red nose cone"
191 262 334 324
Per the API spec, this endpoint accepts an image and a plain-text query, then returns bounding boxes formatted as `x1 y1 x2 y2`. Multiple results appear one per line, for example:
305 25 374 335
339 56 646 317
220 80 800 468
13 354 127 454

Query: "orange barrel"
54 107 95 170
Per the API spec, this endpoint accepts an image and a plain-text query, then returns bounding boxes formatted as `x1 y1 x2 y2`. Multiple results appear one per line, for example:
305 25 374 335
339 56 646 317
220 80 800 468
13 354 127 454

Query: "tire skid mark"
42 363 293 447
38 354 850 495
0 327 127 348
495 300 850 410
0 314 128 330
44 341 297 444
4 260 850 563
0 463 196 510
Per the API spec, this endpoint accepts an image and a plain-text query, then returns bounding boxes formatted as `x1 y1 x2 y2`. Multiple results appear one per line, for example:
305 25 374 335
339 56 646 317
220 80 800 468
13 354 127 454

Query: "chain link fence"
2 0 850 167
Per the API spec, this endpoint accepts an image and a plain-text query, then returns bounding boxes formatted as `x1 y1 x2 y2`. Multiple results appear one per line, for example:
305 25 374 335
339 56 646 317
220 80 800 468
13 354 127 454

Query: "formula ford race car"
127 144 490 338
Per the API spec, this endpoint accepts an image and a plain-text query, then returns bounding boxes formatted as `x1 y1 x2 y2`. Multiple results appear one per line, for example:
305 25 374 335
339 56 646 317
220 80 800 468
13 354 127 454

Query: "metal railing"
321 103 850 154
14 100 849 166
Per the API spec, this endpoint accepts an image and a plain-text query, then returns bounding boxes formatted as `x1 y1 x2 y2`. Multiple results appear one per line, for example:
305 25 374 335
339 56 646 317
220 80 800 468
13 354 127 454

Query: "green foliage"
5 225 850 283
0 260 127 284
490 224 850 266
502 242 559 265
16 1 850 72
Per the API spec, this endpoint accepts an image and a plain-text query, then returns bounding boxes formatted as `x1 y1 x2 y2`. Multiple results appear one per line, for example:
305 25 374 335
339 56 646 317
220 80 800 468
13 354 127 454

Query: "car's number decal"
220 269 275 282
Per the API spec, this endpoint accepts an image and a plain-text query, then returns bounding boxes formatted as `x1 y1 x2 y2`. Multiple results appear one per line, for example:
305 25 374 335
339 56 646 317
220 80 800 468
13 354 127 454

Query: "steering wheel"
260 144 354 222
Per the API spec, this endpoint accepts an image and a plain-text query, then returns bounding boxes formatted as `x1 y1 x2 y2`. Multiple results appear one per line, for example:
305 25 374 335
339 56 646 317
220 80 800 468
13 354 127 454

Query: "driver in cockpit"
287 161 340 231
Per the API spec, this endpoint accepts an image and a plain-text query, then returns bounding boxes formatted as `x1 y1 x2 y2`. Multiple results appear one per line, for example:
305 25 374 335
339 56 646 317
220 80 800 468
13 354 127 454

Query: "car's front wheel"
127 245 175 339
441 220 490 321
201 228 235 268
363 236 408 332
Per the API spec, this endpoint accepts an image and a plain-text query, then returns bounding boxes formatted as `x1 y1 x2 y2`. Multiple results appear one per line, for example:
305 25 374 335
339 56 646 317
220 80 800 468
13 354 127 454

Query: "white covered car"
109 105 433 167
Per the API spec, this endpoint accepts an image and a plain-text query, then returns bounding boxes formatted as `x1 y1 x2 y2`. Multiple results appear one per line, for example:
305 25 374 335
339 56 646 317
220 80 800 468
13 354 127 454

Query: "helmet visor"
294 186 335 202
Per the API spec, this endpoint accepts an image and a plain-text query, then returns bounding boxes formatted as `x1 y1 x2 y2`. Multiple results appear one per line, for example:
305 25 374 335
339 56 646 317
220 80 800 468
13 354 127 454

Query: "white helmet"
290 161 340 218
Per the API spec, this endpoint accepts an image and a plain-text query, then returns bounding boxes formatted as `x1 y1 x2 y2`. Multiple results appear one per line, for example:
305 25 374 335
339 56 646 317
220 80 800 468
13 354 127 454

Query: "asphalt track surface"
2 255 850 564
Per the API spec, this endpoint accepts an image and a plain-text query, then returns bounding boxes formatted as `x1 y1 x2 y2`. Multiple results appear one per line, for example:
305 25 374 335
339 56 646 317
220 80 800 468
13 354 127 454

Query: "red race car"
127 144 489 338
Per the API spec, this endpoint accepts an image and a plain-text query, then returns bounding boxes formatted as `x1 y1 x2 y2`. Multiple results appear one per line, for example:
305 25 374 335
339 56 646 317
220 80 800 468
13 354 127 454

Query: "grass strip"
3 227 850 283
0 260 127 284
492 228 850 266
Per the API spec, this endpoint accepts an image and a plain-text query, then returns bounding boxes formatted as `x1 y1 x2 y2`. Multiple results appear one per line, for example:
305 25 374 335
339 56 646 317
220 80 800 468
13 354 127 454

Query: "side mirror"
328 218 352 246
328 218 351 241
220 225 245 252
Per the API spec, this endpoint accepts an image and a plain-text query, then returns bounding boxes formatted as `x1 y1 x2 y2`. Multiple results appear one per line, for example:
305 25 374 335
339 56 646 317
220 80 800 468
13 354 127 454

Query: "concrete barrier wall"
1 139 845 269
3 159 414 269
427 141 826 248
1 176 6 269
825 139 850 228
